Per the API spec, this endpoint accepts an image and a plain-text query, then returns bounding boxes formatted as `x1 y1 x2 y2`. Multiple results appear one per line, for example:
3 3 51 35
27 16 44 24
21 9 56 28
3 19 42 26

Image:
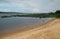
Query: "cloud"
0 9 11 12
32 8 40 12
0 0 40 12
47 0 60 11
0 0 60 13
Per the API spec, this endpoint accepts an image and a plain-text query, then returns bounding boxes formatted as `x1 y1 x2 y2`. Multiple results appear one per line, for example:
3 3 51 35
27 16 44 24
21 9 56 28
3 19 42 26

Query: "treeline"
0 10 60 18
11 10 60 18
54 10 60 18
0 12 24 14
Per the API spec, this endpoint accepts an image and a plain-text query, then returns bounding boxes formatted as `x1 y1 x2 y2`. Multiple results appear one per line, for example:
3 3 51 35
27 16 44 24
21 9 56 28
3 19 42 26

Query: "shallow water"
0 17 52 35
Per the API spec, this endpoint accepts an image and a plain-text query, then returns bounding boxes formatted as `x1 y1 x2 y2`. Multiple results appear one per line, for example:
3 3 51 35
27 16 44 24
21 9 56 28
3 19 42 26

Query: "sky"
0 0 60 13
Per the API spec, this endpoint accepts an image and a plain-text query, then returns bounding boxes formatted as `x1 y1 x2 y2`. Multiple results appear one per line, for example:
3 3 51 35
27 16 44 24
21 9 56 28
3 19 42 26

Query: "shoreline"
0 18 55 38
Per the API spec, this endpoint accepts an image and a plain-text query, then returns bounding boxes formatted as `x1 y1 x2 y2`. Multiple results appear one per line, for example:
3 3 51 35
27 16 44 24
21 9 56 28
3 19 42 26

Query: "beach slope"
1 19 60 39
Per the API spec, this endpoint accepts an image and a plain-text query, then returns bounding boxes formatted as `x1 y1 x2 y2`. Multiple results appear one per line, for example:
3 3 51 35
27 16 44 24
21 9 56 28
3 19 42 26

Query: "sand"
1 19 60 39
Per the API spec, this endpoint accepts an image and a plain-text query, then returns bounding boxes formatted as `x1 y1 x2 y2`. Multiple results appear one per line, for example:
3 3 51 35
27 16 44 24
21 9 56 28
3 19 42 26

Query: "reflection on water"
0 17 53 36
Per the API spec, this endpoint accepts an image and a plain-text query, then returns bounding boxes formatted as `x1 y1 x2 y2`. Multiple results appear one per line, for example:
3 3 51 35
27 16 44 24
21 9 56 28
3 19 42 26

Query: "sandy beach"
1 19 60 39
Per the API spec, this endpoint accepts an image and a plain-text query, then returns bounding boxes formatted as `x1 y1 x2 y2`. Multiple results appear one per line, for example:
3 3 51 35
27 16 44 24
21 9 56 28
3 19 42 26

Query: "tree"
55 10 60 14
55 10 60 18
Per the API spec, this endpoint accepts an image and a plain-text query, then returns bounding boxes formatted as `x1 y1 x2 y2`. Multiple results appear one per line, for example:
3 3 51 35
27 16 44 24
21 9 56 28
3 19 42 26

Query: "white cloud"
32 8 40 12
48 0 60 11
0 0 60 13
24 2 37 7
0 9 11 12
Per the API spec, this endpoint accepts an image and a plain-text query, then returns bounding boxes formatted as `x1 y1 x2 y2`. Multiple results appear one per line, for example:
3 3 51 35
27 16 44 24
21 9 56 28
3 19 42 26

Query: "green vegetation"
11 10 60 18
1 16 12 18
54 10 60 18
0 10 60 18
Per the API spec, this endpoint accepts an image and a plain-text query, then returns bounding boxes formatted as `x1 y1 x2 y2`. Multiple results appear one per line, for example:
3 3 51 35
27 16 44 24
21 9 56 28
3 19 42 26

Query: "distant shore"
2 18 60 39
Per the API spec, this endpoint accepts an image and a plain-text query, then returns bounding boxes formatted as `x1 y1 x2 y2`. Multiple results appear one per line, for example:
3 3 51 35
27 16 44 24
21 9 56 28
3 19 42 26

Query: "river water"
0 15 53 36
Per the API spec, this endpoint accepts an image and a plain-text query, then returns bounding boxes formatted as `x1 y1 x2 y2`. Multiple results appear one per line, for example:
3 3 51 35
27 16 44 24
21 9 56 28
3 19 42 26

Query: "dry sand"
1 19 60 39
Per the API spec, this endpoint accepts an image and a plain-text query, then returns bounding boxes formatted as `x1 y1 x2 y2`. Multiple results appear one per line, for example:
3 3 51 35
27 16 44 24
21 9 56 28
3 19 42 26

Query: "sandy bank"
1 19 60 39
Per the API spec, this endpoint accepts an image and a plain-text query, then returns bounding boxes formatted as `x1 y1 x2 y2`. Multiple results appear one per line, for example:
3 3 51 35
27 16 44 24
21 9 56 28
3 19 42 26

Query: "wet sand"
1 19 60 39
